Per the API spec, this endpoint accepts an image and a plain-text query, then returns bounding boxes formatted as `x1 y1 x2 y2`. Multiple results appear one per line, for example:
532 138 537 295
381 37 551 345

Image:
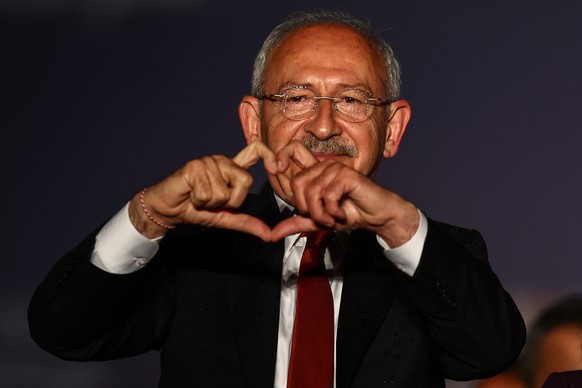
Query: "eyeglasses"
257 86 396 123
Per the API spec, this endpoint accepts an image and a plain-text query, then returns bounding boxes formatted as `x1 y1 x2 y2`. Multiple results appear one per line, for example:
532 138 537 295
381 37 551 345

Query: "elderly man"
29 10 525 388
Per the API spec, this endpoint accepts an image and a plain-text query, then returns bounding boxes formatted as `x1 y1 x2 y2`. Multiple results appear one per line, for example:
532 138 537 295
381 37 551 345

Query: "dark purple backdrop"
2 1 581 386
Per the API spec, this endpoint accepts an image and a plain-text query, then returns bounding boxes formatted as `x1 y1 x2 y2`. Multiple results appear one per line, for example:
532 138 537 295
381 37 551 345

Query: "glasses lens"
335 89 371 123
281 88 315 120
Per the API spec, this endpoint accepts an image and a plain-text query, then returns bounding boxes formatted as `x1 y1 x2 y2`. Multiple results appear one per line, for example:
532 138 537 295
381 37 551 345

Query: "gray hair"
251 10 401 100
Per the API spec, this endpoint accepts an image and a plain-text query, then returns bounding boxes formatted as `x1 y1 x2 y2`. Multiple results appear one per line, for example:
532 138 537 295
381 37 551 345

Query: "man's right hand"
128 141 278 241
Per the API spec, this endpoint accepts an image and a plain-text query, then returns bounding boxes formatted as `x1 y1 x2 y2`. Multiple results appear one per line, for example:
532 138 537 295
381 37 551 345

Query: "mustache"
299 135 359 158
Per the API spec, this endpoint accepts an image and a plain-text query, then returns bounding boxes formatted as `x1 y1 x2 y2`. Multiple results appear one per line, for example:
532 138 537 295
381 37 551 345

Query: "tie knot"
302 230 335 250
299 231 335 275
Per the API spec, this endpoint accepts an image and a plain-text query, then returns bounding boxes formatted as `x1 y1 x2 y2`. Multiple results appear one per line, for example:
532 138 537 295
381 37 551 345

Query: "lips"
312 152 347 161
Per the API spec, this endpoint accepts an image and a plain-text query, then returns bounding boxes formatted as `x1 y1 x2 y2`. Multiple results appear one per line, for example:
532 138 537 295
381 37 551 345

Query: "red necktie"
287 231 335 388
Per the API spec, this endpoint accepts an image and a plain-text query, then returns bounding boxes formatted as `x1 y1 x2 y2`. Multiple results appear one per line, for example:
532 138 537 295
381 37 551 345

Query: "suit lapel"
226 187 285 388
336 231 400 388
226 242 283 388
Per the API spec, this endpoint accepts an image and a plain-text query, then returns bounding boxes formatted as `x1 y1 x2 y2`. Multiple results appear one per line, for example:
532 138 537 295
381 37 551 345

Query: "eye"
287 94 309 103
338 89 370 105
341 96 362 104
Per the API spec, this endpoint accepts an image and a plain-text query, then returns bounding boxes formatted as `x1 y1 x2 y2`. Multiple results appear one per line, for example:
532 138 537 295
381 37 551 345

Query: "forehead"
265 24 386 94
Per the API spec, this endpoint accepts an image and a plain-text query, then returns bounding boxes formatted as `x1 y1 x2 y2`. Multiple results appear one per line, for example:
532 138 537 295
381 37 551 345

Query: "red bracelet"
139 188 176 230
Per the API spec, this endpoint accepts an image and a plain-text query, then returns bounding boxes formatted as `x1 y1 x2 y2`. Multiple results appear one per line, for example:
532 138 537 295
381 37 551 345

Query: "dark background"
2 0 581 386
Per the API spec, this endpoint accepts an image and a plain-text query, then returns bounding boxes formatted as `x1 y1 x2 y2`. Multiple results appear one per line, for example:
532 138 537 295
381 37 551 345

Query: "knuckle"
211 154 229 164
214 187 230 203
193 188 211 204
290 177 303 194
184 159 203 171
322 188 336 202
201 155 216 164
304 182 320 198
238 171 253 187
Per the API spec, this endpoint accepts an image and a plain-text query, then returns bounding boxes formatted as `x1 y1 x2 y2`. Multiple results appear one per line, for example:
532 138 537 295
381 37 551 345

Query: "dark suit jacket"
29 188 525 387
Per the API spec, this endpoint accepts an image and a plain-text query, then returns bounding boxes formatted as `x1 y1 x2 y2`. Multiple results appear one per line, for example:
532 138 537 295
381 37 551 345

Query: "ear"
238 96 262 145
383 99 411 159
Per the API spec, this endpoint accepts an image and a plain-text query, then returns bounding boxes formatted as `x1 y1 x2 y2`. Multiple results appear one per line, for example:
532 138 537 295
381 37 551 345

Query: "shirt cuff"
91 203 161 274
376 209 428 276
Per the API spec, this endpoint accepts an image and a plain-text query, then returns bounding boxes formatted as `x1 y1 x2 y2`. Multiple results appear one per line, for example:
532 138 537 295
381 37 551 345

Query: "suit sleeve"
28 191 272 363
28 230 176 361
399 218 526 380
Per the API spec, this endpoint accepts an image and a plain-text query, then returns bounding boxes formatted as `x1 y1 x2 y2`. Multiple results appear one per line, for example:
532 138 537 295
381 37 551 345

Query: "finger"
190 156 233 209
320 168 356 221
322 194 348 221
218 162 253 209
191 155 254 210
295 183 335 228
288 160 331 214
301 163 346 226
289 160 339 219
232 141 278 175
188 160 215 207
270 215 320 241
322 171 390 230
211 211 273 242
323 169 370 217
276 140 318 173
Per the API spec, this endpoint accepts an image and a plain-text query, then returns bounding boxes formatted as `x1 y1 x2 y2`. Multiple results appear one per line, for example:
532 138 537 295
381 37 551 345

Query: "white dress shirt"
90 198 428 388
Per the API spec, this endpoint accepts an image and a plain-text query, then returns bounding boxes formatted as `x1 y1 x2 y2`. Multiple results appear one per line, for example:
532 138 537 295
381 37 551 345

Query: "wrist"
376 200 419 248
129 190 173 239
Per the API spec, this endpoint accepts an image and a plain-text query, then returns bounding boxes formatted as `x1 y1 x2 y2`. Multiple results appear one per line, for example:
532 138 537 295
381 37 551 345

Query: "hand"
271 141 419 247
129 141 278 240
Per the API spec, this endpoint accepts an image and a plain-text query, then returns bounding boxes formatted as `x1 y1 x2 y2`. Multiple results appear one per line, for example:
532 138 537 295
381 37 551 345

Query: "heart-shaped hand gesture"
132 140 418 247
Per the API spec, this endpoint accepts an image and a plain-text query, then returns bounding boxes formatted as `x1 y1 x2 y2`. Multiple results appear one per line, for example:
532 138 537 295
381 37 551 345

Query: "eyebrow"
278 82 373 94
278 82 312 92
338 83 372 92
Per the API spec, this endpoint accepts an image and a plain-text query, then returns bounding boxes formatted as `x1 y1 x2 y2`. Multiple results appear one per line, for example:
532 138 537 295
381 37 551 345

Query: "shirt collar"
273 194 302 263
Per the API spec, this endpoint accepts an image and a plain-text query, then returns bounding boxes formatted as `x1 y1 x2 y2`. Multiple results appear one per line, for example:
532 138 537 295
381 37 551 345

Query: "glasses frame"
257 88 397 123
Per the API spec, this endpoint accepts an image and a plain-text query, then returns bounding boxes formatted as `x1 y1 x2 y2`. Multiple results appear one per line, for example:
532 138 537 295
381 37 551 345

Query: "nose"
305 98 341 140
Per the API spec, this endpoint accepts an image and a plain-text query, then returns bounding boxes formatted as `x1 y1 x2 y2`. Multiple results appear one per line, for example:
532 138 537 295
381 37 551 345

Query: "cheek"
266 156 302 206
349 125 384 173
262 119 303 152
